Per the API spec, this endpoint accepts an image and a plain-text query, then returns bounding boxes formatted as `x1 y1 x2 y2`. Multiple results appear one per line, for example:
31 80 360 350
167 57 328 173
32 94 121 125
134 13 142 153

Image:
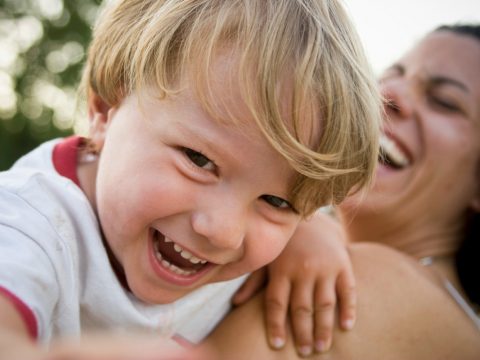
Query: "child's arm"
0 293 211 360
0 293 44 360
233 211 355 357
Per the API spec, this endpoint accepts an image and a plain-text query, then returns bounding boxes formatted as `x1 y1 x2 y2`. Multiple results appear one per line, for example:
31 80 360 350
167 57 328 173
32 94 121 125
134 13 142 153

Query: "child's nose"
190 200 247 250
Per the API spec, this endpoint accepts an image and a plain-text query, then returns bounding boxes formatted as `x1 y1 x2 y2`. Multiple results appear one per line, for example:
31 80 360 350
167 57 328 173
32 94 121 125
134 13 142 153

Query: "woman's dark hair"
435 23 480 40
437 24 480 306
456 212 480 306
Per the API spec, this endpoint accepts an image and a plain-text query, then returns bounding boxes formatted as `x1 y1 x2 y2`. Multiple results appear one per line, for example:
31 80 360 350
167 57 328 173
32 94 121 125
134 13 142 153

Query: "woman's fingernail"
298 345 312 357
270 337 285 349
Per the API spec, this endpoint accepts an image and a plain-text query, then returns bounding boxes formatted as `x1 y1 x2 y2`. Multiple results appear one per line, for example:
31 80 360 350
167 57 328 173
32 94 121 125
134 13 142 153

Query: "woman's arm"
206 243 480 359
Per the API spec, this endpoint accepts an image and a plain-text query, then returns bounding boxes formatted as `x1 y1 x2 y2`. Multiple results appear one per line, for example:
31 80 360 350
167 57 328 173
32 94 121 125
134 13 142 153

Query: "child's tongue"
155 232 205 271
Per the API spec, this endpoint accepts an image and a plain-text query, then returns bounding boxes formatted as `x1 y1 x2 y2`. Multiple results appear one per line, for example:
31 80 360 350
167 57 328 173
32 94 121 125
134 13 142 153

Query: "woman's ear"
87 90 113 152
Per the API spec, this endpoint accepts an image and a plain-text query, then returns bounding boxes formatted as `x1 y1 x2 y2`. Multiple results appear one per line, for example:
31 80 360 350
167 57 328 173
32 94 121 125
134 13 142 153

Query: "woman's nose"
381 79 414 120
190 200 247 250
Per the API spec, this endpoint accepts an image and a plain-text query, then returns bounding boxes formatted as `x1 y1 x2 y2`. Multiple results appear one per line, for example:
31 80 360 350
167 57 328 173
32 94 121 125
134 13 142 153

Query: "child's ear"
87 90 113 151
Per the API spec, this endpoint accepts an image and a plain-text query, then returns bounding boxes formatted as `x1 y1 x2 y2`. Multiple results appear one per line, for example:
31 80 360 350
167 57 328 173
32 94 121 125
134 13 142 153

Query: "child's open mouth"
150 229 211 279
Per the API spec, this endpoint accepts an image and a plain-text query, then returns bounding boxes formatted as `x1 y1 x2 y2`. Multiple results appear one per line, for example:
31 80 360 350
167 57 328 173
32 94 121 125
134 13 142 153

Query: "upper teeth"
171 240 207 265
379 135 410 168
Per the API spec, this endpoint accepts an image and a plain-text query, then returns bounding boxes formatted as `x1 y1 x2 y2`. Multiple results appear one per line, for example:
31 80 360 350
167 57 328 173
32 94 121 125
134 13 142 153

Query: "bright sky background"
342 0 480 74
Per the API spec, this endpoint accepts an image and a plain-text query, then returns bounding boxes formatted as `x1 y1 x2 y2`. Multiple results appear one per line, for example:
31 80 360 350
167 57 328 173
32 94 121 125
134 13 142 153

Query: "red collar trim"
52 136 82 187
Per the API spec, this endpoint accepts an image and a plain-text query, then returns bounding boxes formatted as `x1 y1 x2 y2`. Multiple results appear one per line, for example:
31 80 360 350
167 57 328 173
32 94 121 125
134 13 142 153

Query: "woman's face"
343 31 480 226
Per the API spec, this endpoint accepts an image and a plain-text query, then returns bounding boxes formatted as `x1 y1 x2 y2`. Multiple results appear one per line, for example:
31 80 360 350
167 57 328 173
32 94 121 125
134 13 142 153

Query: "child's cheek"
247 221 298 268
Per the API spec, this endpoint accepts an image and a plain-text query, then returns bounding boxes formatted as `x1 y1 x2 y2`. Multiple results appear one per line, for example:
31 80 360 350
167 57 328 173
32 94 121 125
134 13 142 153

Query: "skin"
340 30 480 293
207 243 480 360
342 31 480 255
83 85 301 304
204 30 480 359
242 212 356 356
79 51 315 306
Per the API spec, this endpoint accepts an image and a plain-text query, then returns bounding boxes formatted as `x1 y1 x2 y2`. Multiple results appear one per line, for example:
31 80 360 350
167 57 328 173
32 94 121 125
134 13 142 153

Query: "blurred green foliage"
0 0 102 170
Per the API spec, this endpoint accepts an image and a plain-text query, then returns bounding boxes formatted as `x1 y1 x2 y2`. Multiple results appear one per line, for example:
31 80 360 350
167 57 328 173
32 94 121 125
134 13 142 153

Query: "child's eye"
183 148 216 171
261 194 293 210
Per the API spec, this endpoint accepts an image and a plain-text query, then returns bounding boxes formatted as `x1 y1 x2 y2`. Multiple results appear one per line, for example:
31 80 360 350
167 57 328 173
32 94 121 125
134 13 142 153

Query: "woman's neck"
340 212 462 260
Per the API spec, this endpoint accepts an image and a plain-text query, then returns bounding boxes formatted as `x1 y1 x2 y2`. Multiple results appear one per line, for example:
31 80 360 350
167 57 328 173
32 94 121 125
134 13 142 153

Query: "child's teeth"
180 249 193 260
156 251 197 276
171 241 207 265
189 257 200 264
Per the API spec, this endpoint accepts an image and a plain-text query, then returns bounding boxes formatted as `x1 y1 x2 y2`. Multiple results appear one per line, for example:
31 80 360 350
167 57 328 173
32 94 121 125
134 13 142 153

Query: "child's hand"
265 212 356 357
231 268 267 306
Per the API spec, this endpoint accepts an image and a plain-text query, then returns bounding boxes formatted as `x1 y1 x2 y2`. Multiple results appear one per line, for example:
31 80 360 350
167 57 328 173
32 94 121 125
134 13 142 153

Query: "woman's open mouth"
148 228 213 285
378 134 411 170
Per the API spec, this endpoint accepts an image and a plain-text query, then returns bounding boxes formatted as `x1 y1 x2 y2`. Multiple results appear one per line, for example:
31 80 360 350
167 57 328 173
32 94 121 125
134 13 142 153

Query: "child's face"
88 61 303 304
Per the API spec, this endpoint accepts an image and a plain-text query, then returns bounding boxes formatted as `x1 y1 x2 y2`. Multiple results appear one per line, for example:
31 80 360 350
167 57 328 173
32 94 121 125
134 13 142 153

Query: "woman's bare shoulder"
347 242 435 287
332 242 479 359
206 242 480 360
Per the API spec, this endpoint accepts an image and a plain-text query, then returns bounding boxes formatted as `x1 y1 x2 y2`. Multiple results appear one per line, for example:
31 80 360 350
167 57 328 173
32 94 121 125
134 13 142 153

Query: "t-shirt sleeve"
0 190 61 342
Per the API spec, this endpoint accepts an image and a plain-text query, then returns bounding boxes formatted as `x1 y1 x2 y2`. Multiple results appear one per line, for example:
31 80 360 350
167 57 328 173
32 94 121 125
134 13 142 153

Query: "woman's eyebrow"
429 76 469 93
385 64 470 94
389 64 404 74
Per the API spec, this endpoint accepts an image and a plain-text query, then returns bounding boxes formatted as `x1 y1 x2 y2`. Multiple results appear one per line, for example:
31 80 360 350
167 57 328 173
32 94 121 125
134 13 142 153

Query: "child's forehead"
177 50 322 150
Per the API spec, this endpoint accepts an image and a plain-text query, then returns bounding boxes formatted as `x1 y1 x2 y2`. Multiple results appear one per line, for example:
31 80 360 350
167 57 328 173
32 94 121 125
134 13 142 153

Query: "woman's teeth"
379 135 410 168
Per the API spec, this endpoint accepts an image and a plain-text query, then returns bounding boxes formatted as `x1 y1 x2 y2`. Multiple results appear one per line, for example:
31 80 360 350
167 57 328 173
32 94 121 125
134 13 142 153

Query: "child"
0 0 381 358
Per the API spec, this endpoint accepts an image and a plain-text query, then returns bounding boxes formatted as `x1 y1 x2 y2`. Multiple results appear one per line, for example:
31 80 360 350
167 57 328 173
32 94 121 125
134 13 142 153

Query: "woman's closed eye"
429 95 461 113
183 148 216 172
260 194 294 211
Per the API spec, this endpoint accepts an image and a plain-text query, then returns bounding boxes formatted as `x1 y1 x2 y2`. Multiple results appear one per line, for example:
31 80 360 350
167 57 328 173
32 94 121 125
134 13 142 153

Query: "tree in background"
0 0 102 170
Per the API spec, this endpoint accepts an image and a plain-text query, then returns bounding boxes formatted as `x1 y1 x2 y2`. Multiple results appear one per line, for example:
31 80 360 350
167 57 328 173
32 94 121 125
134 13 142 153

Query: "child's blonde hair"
82 0 381 216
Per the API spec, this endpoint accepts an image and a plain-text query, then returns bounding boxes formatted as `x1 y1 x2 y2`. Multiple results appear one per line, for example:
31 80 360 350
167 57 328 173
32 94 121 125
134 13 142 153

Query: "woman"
205 24 480 359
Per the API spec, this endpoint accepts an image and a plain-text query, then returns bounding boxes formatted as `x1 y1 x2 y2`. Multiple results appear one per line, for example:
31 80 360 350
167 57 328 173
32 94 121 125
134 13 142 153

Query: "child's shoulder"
0 138 95 249
1 138 84 201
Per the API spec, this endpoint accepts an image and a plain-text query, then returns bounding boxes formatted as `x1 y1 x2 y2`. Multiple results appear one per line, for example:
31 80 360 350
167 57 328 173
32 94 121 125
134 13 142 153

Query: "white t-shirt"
0 137 247 345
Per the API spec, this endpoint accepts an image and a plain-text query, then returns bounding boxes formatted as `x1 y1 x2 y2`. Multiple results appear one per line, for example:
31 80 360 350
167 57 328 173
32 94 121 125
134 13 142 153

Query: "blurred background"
0 0 479 170
0 0 101 170
343 0 480 73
